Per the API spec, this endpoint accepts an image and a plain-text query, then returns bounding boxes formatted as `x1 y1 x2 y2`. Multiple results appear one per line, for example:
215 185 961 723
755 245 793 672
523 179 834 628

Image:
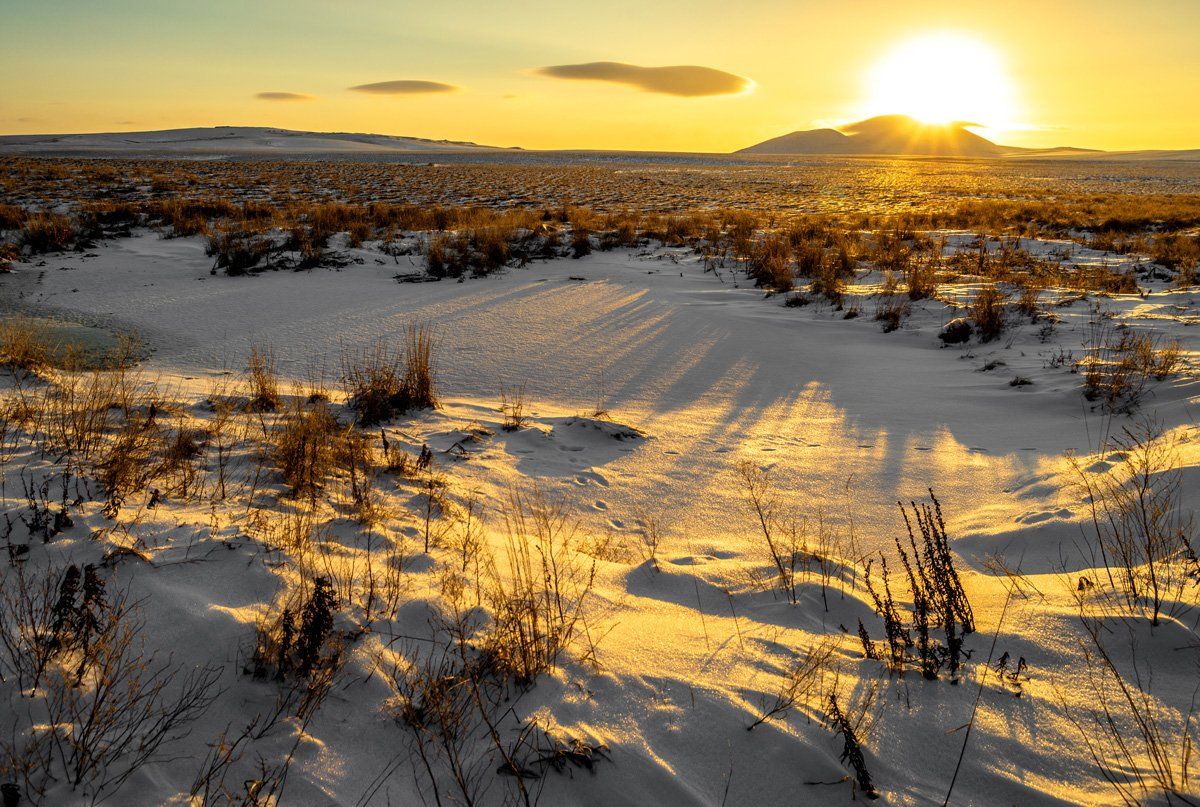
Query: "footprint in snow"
574 471 610 487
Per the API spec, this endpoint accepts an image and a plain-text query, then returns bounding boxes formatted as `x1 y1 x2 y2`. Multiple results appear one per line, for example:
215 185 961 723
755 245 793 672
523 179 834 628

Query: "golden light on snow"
860 32 1018 130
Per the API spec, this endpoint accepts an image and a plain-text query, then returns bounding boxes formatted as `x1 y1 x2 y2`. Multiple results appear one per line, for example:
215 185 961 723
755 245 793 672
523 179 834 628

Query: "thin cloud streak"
348 80 458 95
255 92 314 101
536 62 752 97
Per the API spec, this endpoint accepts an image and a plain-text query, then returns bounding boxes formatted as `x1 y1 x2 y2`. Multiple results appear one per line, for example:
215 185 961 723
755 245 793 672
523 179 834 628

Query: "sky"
1 0 1198 152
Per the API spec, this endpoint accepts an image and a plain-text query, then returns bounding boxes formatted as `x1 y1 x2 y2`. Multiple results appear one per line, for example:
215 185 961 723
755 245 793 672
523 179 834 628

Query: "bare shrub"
827 691 879 800
747 637 837 730
43 366 123 461
738 462 846 608
250 575 342 685
0 564 220 804
1059 606 1199 806
95 409 164 515
1069 422 1197 626
338 428 386 526
739 461 807 604
633 511 665 572
863 491 974 680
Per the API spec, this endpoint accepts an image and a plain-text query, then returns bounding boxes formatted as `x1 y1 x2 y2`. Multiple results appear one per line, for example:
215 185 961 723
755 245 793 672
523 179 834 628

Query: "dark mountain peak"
738 114 1007 157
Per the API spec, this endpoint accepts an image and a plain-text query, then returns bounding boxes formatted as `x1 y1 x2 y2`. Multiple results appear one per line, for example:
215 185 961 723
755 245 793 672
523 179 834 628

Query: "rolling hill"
0 126 515 157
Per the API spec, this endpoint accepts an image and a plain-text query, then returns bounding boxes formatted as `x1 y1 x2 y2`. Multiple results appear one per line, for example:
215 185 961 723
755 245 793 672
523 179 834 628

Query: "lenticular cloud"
536 62 752 97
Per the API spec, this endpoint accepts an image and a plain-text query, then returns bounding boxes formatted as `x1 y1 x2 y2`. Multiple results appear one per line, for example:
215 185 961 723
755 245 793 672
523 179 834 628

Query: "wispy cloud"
255 92 314 101
535 62 751 97
348 80 458 95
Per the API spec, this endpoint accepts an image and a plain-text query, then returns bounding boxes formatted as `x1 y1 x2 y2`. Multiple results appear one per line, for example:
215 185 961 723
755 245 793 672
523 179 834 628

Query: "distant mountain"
0 126 516 157
739 115 1016 157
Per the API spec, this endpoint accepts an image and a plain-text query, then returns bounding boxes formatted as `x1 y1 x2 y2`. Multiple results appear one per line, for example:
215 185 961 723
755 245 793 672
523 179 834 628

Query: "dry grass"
247 344 281 412
342 324 438 426
271 397 341 501
0 316 53 376
484 488 598 685
969 285 1009 342
19 212 76 254
1081 317 1183 411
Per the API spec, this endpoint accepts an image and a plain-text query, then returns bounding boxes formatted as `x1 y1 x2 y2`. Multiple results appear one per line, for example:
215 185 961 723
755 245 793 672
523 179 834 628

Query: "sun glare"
861 33 1017 130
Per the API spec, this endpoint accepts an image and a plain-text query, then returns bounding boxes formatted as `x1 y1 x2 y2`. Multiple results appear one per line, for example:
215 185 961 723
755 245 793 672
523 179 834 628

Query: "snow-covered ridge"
0 126 517 156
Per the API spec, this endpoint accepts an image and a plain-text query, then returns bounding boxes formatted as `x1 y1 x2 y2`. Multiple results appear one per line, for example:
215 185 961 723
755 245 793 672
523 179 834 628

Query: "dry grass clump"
0 316 53 377
424 225 551 278
76 200 142 240
500 384 529 431
246 345 281 412
144 198 239 237
746 233 793 292
969 284 1009 342
484 488 598 685
206 229 278 275
271 397 341 501
0 203 28 231
0 241 18 271
342 324 438 425
1070 265 1139 294
905 254 939 301
1080 317 1182 411
598 212 641 251
570 224 593 258
1015 282 1044 319
19 212 76 254
873 281 911 333
1151 232 1200 277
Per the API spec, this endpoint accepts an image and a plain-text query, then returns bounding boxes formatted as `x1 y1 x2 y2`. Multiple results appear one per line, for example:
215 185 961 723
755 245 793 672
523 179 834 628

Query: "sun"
860 32 1018 130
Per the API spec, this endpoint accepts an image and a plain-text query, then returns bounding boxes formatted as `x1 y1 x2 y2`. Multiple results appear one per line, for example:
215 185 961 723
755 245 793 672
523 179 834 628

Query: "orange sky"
1 0 1198 152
